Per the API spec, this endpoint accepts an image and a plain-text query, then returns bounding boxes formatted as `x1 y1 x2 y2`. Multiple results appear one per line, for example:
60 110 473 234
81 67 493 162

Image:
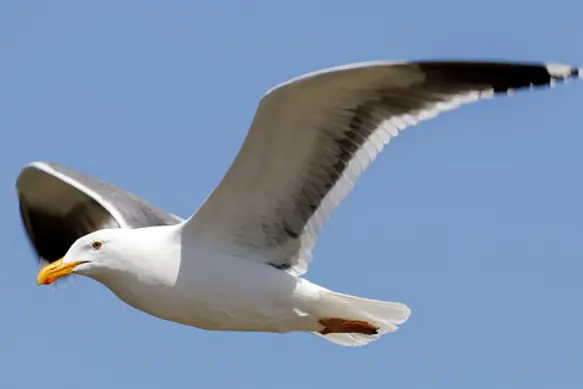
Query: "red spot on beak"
44 278 51 285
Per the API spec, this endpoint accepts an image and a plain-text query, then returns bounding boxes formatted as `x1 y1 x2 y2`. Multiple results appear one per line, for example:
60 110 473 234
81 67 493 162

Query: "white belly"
100 254 322 333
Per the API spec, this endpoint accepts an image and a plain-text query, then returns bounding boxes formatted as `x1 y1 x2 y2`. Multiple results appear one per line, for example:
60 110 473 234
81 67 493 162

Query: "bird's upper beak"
36 258 85 286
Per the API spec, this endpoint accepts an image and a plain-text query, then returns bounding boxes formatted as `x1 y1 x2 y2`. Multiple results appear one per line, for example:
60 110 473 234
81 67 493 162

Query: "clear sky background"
1 1 582 388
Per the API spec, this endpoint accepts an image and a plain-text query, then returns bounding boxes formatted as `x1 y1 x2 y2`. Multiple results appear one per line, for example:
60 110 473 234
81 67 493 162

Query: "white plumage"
18 60 580 347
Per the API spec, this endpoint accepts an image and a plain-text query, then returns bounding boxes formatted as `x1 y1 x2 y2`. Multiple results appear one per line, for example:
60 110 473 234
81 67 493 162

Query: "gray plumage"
16 60 581 275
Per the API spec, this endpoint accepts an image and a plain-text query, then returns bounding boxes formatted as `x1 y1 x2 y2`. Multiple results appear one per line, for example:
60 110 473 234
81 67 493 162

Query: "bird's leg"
318 318 379 335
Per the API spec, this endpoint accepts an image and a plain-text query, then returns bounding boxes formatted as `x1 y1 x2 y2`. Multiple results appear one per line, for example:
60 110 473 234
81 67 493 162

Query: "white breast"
94 232 321 333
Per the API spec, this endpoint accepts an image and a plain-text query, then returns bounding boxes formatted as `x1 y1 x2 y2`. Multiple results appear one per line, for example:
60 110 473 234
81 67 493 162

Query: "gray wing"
185 60 581 276
16 161 182 263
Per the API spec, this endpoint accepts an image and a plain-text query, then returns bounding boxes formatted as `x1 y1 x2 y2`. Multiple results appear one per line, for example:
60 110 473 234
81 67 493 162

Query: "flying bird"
17 60 581 346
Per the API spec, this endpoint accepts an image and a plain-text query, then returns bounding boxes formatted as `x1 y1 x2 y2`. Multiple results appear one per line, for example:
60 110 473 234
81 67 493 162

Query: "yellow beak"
36 258 85 286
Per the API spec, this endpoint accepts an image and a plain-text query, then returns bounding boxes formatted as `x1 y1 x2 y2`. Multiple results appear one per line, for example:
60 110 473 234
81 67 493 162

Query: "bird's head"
36 229 127 286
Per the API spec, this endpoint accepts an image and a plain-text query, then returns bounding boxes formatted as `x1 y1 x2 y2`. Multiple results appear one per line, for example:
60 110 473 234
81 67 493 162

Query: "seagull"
17 60 580 347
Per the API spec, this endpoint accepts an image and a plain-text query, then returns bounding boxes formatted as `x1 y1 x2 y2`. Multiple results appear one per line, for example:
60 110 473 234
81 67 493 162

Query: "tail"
312 290 411 347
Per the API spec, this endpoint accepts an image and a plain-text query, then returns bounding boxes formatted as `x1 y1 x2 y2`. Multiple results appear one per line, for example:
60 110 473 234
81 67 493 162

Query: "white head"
36 228 137 285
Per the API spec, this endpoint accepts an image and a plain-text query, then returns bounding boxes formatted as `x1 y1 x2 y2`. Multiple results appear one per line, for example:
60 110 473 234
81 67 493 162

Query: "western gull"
16 60 581 347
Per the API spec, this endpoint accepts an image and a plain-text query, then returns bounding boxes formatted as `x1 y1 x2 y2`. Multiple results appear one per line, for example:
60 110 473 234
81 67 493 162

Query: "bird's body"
19 59 581 346
61 225 408 345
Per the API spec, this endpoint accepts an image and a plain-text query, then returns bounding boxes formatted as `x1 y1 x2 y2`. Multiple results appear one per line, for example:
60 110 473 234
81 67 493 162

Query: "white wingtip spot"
545 62 580 79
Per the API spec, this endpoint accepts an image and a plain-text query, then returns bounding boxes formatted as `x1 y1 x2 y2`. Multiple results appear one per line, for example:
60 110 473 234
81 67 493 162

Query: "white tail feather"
312 290 411 347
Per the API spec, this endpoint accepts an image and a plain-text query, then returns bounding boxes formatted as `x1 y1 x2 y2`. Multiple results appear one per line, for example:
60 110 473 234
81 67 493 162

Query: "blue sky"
1 1 582 388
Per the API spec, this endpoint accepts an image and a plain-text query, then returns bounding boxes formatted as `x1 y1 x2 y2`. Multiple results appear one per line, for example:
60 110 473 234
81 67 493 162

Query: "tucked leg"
318 318 379 335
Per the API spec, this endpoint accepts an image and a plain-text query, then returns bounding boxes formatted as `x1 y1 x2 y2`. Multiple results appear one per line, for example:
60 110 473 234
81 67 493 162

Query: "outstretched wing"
16 161 182 263
187 60 580 276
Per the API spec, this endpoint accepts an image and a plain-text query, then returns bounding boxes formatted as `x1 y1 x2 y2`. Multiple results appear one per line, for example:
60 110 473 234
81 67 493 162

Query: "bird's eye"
91 240 103 250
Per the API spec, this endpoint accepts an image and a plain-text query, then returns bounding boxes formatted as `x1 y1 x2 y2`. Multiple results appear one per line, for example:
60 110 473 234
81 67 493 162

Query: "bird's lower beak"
36 258 85 286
